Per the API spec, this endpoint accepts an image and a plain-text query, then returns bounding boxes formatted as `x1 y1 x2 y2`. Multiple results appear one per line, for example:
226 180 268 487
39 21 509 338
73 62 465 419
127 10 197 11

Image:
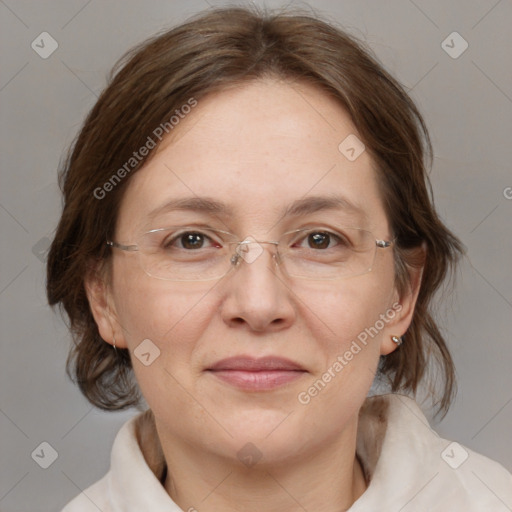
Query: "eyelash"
161 228 350 251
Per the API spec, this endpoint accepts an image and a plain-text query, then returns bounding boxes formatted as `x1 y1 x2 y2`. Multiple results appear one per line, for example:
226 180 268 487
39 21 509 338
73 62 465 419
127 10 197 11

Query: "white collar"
98 394 512 511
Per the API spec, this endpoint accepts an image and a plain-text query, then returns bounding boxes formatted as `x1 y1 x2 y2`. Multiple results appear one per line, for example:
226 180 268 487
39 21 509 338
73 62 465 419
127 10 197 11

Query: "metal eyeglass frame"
106 226 395 281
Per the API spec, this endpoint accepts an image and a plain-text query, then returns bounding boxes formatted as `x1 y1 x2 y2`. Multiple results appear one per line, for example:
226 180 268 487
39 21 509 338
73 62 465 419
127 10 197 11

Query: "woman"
47 6 512 511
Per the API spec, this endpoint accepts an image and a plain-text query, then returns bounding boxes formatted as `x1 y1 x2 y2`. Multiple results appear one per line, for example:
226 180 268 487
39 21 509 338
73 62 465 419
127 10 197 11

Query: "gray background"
0 0 511 510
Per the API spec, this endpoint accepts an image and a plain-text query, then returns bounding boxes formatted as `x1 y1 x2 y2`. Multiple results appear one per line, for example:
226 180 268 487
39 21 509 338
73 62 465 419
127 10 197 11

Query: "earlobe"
380 334 404 356
391 335 403 346
380 244 426 355
84 265 126 349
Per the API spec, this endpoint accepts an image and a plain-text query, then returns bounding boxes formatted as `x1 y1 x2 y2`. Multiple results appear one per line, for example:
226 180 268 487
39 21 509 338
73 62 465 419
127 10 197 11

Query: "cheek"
112 274 222 412
302 272 395 349
112 260 218 364
294 275 395 403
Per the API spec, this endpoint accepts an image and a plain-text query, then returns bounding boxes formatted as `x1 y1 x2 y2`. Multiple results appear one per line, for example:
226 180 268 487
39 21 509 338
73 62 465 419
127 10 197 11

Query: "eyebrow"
146 194 367 222
147 197 234 220
283 195 366 219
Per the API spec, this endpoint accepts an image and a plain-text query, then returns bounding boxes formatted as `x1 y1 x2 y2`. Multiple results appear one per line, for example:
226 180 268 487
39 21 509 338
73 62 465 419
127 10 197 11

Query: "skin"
87 78 423 512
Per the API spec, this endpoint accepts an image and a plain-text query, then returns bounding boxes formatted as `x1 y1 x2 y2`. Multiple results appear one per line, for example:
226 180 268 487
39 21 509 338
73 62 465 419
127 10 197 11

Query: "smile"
206 356 307 391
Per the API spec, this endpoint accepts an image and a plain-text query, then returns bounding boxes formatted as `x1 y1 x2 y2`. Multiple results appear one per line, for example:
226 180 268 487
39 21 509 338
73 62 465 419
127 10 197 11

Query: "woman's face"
91 79 416 465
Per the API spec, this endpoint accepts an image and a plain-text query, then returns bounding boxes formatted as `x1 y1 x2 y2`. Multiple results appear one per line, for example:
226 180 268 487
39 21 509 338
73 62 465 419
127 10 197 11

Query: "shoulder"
59 413 140 512
438 442 512 510
61 474 111 512
60 410 173 512
353 394 512 511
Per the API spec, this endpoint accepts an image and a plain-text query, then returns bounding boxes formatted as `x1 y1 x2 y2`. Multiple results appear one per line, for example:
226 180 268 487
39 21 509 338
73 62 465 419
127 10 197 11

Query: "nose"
219 240 296 333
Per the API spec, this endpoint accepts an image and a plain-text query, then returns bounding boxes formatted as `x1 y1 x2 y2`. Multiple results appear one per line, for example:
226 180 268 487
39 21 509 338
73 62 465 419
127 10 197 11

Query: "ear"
84 262 128 349
380 243 426 356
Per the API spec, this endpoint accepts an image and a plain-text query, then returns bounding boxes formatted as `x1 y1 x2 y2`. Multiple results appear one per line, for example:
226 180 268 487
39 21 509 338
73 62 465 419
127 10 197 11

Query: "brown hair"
47 6 464 414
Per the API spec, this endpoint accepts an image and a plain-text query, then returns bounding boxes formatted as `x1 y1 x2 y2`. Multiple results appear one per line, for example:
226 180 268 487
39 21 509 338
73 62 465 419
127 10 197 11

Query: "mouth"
206 356 307 391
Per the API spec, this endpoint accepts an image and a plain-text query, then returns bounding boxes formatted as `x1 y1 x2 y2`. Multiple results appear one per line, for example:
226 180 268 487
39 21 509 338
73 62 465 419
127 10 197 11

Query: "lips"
207 356 306 391
208 355 305 372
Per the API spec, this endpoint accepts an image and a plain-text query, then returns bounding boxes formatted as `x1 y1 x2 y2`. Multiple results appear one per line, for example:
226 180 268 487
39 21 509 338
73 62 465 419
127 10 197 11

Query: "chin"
214 406 308 459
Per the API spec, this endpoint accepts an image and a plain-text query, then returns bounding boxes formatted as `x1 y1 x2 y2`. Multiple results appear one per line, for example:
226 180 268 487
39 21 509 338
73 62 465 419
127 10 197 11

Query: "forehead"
116 79 388 236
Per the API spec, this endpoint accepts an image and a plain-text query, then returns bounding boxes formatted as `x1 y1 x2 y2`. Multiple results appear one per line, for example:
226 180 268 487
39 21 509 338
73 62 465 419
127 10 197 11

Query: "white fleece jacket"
62 394 512 511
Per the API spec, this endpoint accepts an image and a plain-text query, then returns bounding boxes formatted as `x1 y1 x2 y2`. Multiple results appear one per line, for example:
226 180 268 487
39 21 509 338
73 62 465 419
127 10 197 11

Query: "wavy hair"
47 6 464 414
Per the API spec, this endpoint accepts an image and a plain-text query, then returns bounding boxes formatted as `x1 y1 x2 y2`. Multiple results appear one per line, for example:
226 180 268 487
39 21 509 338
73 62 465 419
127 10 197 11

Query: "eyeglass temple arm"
106 240 139 252
107 238 393 252
234 238 393 249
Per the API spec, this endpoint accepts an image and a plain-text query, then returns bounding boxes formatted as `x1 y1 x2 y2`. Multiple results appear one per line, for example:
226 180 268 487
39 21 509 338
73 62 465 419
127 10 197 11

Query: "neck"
156 419 367 512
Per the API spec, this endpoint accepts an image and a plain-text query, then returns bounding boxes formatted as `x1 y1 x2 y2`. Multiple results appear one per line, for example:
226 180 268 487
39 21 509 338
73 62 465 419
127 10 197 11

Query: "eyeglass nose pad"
233 237 265 265
229 251 280 268
230 238 282 269
272 250 282 266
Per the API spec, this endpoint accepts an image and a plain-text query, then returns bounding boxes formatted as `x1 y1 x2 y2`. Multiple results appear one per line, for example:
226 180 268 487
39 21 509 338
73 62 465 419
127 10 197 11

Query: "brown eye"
307 232 331 249
292 230 351 252
162 231 218 251
180 232 206 250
